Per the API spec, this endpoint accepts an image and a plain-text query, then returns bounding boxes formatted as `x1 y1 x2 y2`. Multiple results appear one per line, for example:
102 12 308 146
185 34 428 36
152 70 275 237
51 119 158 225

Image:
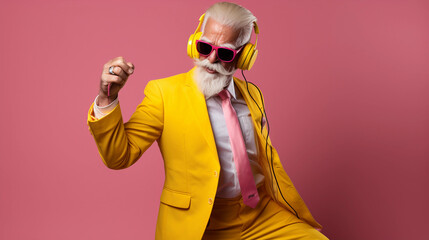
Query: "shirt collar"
226 77 237 100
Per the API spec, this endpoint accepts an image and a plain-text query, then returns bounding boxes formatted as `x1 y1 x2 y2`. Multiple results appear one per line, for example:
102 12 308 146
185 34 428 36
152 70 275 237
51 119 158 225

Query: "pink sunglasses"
196 40 243 62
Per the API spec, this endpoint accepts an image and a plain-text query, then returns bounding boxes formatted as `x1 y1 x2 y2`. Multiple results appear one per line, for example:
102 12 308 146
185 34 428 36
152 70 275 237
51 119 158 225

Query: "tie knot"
218 89 231 101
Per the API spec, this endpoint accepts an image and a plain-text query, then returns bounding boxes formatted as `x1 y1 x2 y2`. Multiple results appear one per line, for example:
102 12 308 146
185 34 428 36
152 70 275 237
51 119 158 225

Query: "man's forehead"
201 18 239 47
200 36 236 49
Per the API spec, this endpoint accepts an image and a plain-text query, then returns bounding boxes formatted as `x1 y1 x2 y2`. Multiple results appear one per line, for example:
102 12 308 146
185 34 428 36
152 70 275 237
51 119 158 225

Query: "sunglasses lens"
218 48 234 62
196 41 212 55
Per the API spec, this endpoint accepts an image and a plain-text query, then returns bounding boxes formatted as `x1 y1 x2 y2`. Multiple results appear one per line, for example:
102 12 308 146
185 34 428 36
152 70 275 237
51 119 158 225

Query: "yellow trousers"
203 186 328 240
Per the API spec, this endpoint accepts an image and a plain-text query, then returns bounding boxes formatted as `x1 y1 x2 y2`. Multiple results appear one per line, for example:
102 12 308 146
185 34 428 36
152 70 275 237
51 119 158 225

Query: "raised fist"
98 56 134 106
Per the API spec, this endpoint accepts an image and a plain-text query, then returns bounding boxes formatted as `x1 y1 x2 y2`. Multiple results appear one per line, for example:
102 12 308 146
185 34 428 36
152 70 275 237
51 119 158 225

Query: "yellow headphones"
187 13 260 70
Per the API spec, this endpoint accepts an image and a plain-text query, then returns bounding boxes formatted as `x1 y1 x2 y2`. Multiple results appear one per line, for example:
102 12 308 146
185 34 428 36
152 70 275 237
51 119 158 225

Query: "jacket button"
213 171 218 177
208 198 213 205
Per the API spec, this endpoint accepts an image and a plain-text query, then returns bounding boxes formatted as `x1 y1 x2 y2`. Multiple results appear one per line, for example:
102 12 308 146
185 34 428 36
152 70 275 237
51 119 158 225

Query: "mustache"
194 58 236 76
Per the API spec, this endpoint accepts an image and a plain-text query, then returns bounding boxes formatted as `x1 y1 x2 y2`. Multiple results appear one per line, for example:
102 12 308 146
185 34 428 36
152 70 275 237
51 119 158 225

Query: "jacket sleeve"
87 80 164 169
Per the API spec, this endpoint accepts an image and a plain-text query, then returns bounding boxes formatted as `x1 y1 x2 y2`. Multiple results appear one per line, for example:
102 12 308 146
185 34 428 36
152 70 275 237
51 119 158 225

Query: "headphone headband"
194 14 205 35
253 22 259 48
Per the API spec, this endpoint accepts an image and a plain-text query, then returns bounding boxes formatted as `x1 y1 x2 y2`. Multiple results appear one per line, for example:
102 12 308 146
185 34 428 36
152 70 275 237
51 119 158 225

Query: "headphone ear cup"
237 43 258 70
187 32 202 59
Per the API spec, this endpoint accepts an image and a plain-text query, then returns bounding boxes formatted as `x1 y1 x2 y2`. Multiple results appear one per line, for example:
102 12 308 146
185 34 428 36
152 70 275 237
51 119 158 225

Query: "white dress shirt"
205 79 264 198
92 78 264 198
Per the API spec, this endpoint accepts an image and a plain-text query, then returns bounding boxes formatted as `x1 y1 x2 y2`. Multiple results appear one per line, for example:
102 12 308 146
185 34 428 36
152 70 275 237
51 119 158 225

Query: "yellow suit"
87 68 322 239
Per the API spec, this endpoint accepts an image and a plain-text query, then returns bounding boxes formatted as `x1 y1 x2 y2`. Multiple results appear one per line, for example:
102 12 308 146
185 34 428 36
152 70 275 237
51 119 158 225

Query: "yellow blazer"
87 68 322 239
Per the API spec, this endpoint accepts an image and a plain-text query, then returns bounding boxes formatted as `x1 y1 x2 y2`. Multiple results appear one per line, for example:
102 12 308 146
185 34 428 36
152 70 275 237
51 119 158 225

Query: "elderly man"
88 2 328 240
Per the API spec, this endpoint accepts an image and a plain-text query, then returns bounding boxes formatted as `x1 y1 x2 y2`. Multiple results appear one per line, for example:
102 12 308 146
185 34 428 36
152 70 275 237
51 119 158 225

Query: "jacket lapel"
234 77 278 198
184 68 218 158
234 78 266 145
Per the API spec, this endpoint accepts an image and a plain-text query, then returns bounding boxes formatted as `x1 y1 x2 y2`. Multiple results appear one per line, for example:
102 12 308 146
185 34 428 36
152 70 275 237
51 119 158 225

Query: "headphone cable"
241 70 300 219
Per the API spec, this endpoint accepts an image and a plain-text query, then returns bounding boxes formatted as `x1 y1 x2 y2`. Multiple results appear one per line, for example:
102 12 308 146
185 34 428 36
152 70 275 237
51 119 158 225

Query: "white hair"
194 58 235 99
201 2 257 47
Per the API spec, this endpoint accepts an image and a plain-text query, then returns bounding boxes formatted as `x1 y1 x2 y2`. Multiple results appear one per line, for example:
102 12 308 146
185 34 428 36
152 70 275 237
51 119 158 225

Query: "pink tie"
218 89 260 208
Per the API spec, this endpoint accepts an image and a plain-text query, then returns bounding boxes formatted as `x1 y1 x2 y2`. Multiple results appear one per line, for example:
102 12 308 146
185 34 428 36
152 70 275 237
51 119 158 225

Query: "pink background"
1 0 428 239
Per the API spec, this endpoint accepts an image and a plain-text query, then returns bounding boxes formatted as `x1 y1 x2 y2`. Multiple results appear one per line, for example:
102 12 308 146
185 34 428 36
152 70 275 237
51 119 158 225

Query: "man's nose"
207 49 218 63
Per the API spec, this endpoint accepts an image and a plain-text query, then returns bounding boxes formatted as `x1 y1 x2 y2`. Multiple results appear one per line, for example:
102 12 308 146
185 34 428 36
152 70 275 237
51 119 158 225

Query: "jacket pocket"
160 188 191 209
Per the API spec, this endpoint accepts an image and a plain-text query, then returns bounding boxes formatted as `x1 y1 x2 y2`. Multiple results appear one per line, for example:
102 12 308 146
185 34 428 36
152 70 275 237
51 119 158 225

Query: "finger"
110 58 132 74
103 57 123 70
108 66 128 80
102 74 125 86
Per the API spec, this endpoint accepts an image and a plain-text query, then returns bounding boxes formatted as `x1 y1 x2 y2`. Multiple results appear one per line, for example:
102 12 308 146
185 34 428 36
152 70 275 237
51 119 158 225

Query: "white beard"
194 58 237 99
